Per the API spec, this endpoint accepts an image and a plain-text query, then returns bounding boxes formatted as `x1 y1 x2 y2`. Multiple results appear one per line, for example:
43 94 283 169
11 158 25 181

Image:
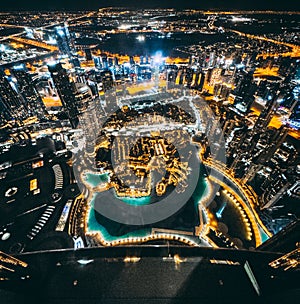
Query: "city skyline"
0 0 299 11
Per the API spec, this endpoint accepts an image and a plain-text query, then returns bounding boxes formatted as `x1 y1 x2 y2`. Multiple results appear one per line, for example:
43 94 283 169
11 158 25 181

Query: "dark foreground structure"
0 245 299 304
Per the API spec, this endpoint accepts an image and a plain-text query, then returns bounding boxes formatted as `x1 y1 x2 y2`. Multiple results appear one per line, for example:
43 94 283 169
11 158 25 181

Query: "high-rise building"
108 58 114 67
94 57 102 69
129 56 135 66
85 48 93 61
208 52 216 67
176 69 184 85
74 83 93 114
165 65 178 90
71 57 81 68
48 62 79 128
198 71 205 91
205 68 213 85
209 68 222 86
288 85 300 129
99 70 114 92
101 54 108 70
185 68 193 86
0 99 11 127
0 70 28 124
233 72 257 113
55 24 72 56
254 92 280 131
12 65 46 119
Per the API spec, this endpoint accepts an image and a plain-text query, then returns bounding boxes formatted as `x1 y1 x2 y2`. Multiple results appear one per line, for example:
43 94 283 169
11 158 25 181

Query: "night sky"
0 0 299 11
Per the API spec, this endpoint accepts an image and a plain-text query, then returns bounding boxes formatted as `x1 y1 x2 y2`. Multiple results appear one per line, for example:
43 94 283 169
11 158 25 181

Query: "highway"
228 29 300 58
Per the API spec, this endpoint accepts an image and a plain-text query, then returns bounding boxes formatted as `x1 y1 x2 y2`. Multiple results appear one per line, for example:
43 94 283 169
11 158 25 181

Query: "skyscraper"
55 24 72 56
0 69 28 125
12 65 46 119
99 70 114 92
254 92 280 131
48 62 79 128
129 56 135 66
85 48 93 61
94 57 102 69
101 54 108 70
0 99 11 127
233 72 257 113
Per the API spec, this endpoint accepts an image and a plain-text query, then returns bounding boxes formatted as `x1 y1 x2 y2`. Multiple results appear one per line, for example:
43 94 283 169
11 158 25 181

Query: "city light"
0 6 299 301
153 51 164 64
136 35 145 42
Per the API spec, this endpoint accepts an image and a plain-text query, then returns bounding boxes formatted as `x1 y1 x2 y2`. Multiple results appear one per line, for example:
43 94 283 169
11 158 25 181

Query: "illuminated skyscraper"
165 65 178 90
99 70 114 92
289 85 300 130
101 54 108 70
94 57 102 69
209 68 222 86
48 62 79 128
108 58 114 67
233 72 257 113
0 99 11 127
253 92 280 131
0 69 28 125
198 71 205 91
55 24 72 56
85 48 93 61
12 65 46 119
129 56 135 66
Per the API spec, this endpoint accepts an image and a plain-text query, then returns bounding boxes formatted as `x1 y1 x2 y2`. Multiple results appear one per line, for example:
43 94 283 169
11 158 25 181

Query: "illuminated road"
202 157 272 242
9 36 59 51
229 29 300 58
206 16 300 59
0 23 24 29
